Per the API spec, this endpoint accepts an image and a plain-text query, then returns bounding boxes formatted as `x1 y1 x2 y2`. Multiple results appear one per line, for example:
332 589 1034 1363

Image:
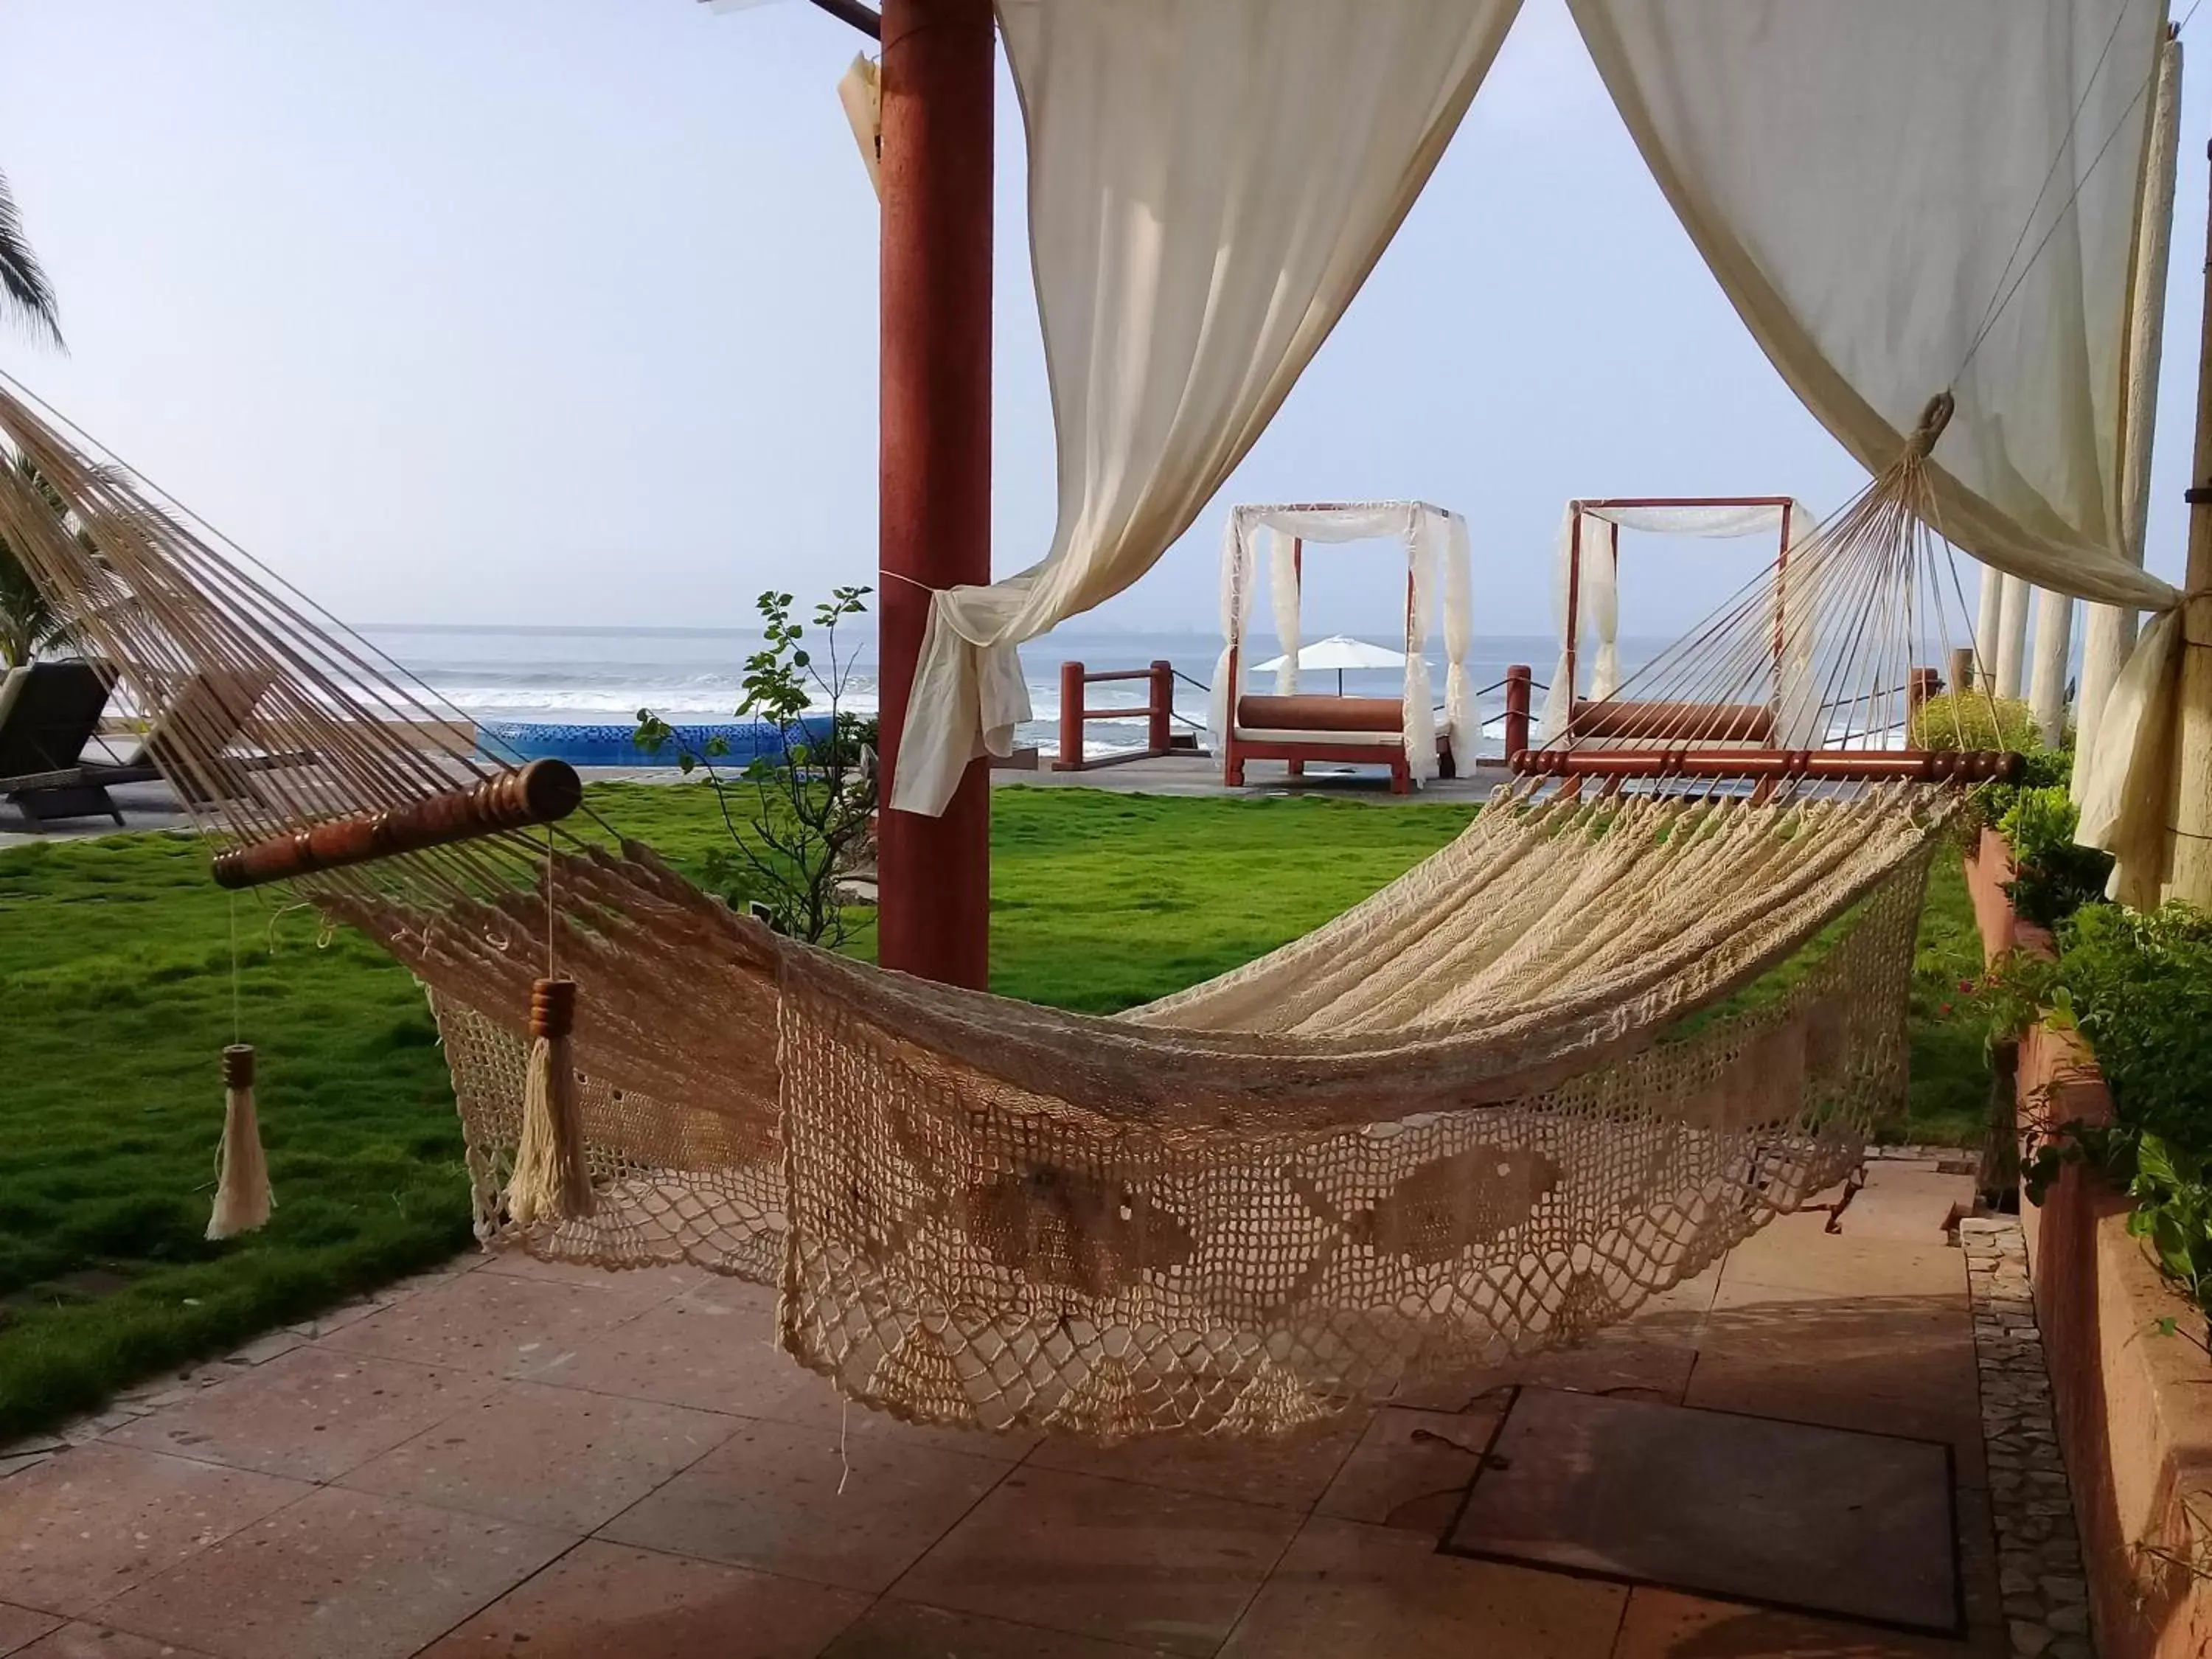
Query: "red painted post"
1055 660 1085 771
1503 664 1532 761
876 0 993 990
1148 661 1173 755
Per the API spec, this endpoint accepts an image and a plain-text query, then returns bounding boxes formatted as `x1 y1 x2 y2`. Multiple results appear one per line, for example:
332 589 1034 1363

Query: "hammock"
0 380 1995 1440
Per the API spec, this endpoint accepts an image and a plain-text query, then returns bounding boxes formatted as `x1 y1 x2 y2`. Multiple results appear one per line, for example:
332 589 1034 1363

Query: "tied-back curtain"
890 0 1523 815
1441 515 1475 749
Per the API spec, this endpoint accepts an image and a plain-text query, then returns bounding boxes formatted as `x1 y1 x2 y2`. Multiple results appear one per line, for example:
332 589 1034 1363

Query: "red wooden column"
876 0 994 988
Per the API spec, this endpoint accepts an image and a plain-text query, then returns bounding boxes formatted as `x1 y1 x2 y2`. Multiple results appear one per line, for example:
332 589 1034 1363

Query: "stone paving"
0 1155 2068 1658
1960 1217 2094 1659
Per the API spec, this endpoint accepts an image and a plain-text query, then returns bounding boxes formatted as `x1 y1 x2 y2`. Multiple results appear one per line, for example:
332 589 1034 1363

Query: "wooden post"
1949 646 1977 698
1054 661 1085 771
2171 140 2212 905
876 0 993 988
1503 664 1532 761
1907 667 1940 726
1147 660 1173 756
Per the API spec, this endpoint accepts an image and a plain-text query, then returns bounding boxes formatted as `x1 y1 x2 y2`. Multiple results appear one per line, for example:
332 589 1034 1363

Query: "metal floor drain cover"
1443 1386 1960 1635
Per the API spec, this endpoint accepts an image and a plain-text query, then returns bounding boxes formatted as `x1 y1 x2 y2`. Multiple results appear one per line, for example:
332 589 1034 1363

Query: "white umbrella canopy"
1253 633 1408 695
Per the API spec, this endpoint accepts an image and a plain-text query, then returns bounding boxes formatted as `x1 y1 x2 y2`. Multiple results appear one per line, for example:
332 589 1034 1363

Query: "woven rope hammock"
0 381 2007 1440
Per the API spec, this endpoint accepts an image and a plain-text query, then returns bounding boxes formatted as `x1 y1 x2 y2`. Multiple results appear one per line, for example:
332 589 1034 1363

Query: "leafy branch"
633 585 877 947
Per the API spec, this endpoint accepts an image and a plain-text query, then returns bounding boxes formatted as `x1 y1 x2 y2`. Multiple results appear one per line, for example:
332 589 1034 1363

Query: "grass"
0 784 1990 1439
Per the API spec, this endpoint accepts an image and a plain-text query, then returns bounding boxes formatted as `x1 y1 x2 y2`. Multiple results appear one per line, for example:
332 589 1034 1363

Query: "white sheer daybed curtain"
1540 499 1812 742
1209 501 1470 783
1568 0 2177 900
890 0 1522 815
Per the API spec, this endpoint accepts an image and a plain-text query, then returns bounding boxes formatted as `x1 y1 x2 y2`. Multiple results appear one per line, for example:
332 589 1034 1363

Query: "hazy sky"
1 1 2204 639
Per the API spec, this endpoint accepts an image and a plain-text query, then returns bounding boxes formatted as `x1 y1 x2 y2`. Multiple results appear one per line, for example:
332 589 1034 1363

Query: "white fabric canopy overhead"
890 0 1522 815
1568 0 2183 891
1211 501 1470 783
1540 500 1811 741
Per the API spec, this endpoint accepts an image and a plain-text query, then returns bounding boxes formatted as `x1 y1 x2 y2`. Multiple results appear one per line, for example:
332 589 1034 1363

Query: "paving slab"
0 1443 310 1619
822 1600 1175 1656
1445 1387 1960 1636
0 1603 61 1655
1221 1514 1629 1658
416 1539 869 1659
98 1486 572 1659
102 1347 501 1484
1314 1402 1508 1534
888 1466 1301 1656
318 1269 666 1379
13 1624 226 1659
599 1416 1006 1595
338 1380 740 1532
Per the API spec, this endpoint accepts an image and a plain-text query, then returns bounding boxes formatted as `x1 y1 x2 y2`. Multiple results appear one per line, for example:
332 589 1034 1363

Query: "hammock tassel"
206 1044 273 1241
506 977 594 1227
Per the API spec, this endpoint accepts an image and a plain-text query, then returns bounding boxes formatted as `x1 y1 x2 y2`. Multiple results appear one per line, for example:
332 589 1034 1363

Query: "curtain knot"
1902 392 1954 461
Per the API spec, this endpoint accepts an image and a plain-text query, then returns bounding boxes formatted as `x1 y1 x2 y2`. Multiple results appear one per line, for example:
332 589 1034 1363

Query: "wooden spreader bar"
1509 748 2023 783
211 758 584 889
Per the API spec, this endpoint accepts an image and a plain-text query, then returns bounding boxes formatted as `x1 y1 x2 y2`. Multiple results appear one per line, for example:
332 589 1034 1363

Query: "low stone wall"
1974 838 2212 1657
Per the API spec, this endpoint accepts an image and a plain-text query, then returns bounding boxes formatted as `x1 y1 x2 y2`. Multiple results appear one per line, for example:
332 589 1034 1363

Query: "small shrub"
2017 902 2212 1313
1910 691 2039 753
1997 786 2112 928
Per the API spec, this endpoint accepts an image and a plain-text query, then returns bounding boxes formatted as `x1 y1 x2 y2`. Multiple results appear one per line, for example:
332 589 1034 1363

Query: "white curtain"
1441 515 1475 751
1569 0 2182 891
1405 514 1441 782
1207 515 1253 765
1268 529 1302 696
2078 32 2183 796
891 0 1523 815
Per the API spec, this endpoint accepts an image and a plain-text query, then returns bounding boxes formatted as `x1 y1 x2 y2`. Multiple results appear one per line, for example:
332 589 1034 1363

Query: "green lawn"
0 785 1989 1438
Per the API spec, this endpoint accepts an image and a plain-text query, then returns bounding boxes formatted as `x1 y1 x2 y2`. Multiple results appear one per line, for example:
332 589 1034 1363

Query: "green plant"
0 456 94 668
0 165 60 348
1974 742 2073 830
633 585 877 945
1910 690 2039 754
1998 785 2112 929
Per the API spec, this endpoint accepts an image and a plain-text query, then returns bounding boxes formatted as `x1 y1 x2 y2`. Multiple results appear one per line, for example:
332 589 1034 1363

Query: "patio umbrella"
1253 633 1408 695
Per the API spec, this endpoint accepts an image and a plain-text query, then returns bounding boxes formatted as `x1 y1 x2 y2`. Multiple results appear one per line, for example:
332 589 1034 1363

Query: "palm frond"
0 167 62 350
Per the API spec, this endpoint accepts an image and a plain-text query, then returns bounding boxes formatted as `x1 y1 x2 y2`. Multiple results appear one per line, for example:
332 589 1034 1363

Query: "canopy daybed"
1538 496 1823 754
1210 500 1473 793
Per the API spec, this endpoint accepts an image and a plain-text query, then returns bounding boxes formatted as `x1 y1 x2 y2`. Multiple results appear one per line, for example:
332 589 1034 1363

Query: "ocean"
356 623 1579 762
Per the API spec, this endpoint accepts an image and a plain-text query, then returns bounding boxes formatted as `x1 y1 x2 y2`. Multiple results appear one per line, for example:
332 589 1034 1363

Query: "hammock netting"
0 380 1986 1440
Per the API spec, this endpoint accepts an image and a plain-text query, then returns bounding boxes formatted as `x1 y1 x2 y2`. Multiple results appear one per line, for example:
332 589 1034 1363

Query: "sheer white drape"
1208 516 1254 760
1441 515 1475 750
1406 516 1442 781
1214 501 1462 780
891 0 1522 814
2079 32 2183 796
1569 0 2180 890
1541 501 1807 740
1269 530 1303 696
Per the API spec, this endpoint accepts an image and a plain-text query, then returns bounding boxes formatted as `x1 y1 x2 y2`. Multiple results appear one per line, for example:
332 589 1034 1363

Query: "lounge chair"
0 661 295 826
0 660 150 824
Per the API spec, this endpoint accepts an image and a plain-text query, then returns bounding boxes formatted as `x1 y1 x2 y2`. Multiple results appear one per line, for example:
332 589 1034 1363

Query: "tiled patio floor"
0 1156 2028 1658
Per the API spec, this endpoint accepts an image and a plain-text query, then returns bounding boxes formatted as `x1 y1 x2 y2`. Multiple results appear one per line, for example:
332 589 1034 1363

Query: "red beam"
875 0 994 989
